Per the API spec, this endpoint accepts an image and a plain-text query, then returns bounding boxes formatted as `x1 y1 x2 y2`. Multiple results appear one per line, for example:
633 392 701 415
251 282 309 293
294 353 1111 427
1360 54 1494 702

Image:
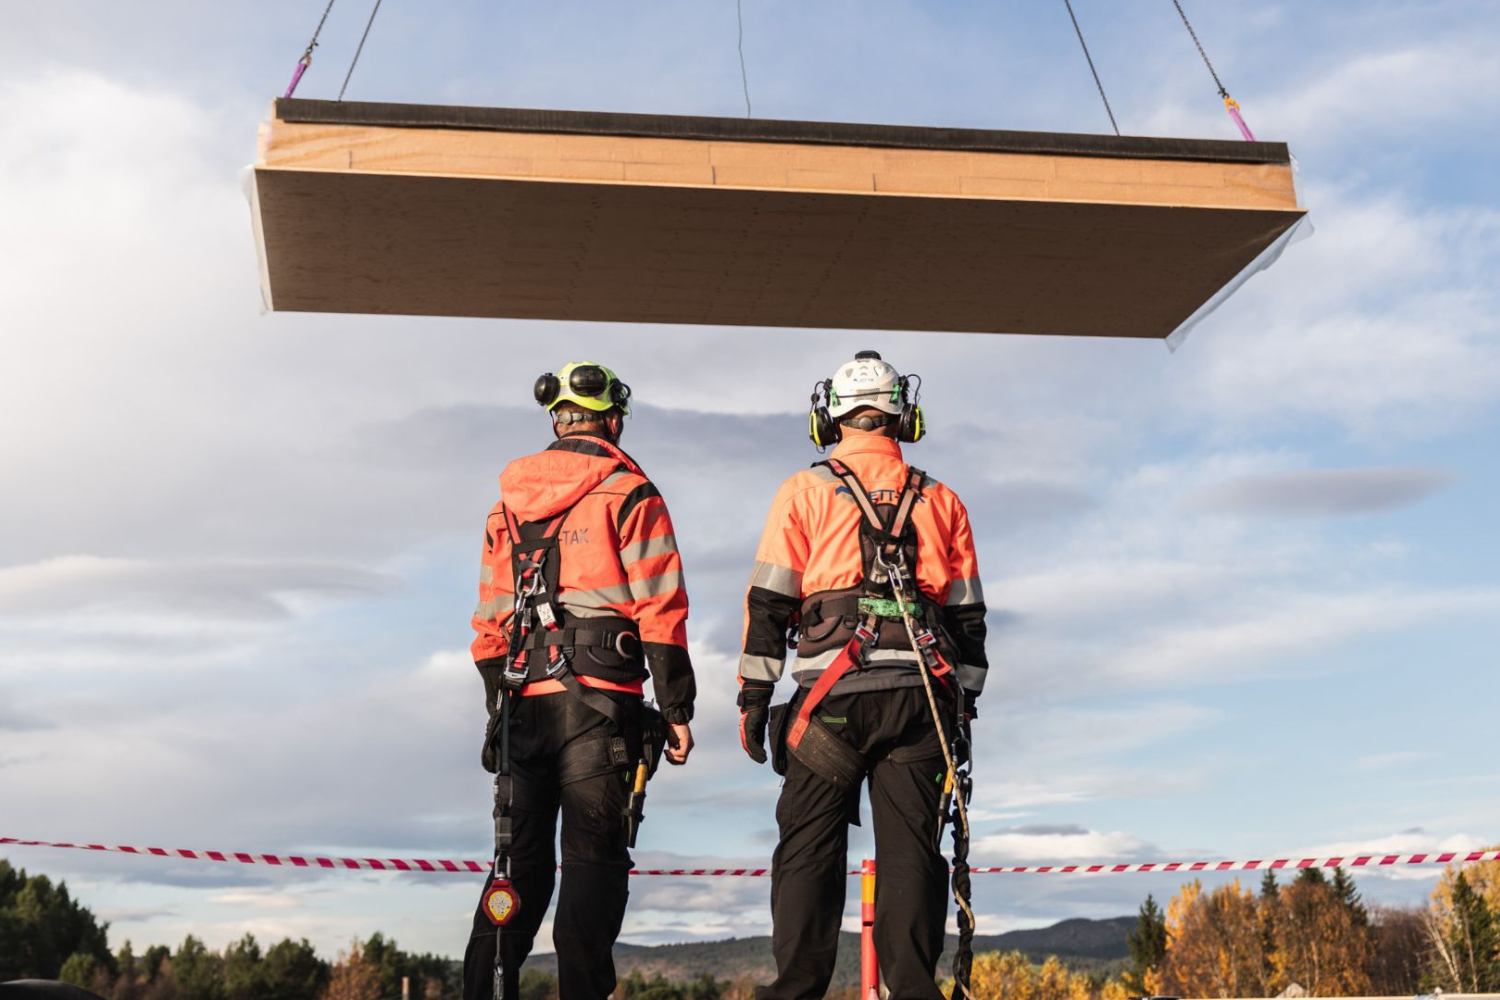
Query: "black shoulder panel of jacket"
547 435 618 460
941 602 989 668
616 481 662 529
642 641 695 723
744 585 799 658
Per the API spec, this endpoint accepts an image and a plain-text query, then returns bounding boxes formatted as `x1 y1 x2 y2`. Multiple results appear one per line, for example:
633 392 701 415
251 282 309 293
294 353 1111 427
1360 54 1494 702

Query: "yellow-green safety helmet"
533 361 632 415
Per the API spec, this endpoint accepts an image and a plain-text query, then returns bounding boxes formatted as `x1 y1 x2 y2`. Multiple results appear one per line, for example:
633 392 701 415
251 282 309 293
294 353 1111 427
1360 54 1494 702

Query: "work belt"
519 626 640 656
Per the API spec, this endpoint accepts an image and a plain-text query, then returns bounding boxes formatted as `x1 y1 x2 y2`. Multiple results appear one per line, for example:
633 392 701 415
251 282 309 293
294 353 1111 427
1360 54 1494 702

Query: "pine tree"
1259 871 1282 992
1331 867 1369 929
1294 866 1327 887
1124 893 1168 993
1260 870 1279 900
1449 872 1500 991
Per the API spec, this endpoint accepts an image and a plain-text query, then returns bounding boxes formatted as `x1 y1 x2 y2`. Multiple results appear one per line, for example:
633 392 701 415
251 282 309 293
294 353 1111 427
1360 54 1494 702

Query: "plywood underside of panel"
253 101 1305 336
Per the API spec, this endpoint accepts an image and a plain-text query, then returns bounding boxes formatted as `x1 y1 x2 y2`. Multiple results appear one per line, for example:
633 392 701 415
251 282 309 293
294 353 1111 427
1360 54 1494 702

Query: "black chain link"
1061 0 1120 136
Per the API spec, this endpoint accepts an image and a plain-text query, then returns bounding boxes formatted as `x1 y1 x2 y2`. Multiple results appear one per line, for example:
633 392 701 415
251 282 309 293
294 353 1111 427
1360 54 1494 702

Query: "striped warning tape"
4 838 1497 877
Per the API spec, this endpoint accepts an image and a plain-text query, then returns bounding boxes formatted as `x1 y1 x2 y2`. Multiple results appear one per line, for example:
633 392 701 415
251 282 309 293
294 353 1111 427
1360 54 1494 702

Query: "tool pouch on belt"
556 701 665 785
639 703 669 779
558 728 633 786
479 661 508 774
788 713 865 792
767 702 792 777
481 710 503 774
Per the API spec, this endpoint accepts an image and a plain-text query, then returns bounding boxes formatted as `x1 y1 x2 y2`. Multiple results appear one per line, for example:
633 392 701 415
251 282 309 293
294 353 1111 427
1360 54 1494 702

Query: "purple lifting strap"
284 58 310 99
1225 98 1256 142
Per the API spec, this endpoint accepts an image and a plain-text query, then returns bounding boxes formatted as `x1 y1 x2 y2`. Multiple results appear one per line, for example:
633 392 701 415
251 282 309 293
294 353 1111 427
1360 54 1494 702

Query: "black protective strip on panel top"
275 98 1290 165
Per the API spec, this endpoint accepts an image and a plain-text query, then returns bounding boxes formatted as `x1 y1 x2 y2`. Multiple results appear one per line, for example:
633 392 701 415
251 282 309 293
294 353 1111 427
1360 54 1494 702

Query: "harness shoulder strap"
820 460 926 541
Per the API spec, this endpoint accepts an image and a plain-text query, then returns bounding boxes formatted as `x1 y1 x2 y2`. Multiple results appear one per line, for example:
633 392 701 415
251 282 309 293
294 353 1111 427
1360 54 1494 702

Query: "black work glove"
737 681 775 764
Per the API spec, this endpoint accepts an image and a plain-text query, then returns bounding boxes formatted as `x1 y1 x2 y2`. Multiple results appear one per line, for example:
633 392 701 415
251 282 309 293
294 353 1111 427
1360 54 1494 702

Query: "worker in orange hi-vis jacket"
463 361 696 1000
737 351 988 1000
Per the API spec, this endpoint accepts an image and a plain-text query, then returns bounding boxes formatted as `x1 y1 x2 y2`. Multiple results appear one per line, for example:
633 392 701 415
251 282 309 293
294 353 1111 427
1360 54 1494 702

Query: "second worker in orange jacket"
738 351 988 1000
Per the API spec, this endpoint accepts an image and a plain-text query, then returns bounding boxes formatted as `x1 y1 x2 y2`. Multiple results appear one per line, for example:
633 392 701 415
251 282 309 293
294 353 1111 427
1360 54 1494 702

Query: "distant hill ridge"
524 915 1135 986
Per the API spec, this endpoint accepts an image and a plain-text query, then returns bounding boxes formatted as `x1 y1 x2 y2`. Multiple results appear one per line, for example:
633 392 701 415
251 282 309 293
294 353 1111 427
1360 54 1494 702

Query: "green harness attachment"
857 596 924 619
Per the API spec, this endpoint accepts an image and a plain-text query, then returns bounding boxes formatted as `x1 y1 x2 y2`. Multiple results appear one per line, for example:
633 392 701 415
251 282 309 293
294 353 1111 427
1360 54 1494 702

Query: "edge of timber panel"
274 98 1292 166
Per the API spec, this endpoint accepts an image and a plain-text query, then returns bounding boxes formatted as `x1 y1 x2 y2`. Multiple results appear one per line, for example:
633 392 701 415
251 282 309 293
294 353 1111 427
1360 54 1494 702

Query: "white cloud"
1189 467 1457 517
0 555 397 623
972 826 1158 864
1175 193 1500 437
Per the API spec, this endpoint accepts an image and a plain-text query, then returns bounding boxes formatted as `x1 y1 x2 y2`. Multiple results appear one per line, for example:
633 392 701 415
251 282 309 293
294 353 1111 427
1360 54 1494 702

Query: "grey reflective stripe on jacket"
945 576 984 606
750 560 802 598
473 593 515 621
620 533 679 567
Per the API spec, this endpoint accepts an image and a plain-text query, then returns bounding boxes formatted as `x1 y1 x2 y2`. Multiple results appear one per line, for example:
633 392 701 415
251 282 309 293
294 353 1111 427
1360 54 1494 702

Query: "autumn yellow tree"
964 951 1118 1000
323 939 381 1000
1152 879 1267 998
1269 874 1372 996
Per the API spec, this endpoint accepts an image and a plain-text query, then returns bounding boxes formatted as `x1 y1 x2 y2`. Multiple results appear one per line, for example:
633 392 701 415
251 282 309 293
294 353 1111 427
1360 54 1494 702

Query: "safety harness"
786 460 953 752
498 506 640 736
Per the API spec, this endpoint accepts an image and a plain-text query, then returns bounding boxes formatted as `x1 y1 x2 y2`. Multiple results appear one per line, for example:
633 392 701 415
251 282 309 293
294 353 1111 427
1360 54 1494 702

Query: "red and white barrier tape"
4 838 1497 877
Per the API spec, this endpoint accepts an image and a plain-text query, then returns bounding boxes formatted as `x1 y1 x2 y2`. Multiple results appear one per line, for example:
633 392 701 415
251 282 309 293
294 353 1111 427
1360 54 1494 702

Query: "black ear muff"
534 373 560 408
807 379 840 449
896 374 925 443
898 403 925 443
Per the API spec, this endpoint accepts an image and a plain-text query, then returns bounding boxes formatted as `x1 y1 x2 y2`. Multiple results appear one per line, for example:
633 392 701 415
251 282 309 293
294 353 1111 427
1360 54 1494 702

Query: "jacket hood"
499 436 641 521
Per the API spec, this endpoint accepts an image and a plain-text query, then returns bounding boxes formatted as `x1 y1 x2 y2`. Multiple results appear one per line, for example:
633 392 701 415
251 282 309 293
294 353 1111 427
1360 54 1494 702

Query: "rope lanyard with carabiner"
879 548 976 1000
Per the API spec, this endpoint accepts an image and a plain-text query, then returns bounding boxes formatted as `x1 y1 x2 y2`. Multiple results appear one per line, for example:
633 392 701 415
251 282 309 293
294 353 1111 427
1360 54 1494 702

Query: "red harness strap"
786 623 873 750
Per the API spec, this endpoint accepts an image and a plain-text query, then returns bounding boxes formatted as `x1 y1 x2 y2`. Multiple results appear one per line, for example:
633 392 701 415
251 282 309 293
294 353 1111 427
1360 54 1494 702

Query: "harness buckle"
501 656 529 690
854 619 879 646
544 649 569 677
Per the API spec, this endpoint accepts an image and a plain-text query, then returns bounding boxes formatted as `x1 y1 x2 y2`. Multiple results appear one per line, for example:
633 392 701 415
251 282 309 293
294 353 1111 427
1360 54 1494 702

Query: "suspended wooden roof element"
248 99 1306 338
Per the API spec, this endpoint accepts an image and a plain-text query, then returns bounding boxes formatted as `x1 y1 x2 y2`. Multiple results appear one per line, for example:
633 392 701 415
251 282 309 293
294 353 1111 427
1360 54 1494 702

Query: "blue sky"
2 0 1499 962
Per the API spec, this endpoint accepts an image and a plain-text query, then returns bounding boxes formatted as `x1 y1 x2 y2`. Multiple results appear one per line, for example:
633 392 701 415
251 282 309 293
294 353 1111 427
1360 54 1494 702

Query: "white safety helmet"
827 351 906 419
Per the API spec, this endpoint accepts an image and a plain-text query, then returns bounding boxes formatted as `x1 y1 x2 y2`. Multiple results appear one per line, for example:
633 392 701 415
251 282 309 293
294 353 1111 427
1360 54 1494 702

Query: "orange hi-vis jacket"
738 434 988 700
471 435 696 723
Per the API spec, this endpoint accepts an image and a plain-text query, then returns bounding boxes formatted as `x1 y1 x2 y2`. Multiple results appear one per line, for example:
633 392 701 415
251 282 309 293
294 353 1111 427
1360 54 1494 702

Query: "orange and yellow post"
861 857 878 1000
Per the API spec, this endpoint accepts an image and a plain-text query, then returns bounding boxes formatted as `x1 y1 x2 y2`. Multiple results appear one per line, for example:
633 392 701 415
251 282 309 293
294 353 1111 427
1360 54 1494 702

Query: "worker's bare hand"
665 723 693 765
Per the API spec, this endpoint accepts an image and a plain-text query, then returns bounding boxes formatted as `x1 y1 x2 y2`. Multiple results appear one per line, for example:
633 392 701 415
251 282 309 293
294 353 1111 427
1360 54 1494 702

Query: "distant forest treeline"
5 851 1500 999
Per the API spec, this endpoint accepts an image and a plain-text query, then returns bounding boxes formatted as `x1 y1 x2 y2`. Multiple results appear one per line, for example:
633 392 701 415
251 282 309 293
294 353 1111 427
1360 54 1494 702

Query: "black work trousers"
759 687 950 1000
462 691 635 1000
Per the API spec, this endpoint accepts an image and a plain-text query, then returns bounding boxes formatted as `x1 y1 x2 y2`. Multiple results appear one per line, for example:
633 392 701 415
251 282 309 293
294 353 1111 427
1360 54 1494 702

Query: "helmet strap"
840 413 894 432
553 408 623 442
